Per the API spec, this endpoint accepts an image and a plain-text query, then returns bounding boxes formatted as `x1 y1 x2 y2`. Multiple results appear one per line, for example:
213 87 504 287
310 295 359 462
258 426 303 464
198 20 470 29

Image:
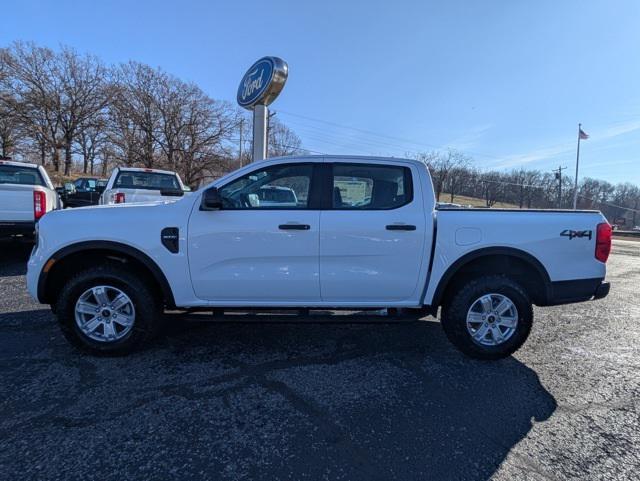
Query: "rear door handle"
386 224 416 231
279 224 311 230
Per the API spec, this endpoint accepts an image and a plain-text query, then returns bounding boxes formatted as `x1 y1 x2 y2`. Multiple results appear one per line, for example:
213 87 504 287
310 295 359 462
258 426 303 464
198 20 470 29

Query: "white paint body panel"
27 200 195 303
0 162 60 222
423 210 607 305
188 209 321 302
26 155 609 309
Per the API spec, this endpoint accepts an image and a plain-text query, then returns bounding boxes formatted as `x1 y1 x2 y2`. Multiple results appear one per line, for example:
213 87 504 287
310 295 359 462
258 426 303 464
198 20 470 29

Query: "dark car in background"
57 177 107 208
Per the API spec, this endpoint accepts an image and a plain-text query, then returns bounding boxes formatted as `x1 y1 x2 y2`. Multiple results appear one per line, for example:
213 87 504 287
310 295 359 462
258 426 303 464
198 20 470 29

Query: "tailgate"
0 184 35 222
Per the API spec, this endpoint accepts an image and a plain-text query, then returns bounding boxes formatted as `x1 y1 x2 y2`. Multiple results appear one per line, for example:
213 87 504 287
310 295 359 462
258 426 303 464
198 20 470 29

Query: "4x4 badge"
560 229 592 240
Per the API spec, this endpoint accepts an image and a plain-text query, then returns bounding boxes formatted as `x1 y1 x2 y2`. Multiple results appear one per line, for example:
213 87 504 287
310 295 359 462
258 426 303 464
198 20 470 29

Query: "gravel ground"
0 240 638 481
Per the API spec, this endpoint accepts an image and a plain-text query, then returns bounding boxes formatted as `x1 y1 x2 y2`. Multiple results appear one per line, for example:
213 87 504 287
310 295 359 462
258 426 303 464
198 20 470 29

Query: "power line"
276 109 547 164
227 137 326 156
276 109 640 175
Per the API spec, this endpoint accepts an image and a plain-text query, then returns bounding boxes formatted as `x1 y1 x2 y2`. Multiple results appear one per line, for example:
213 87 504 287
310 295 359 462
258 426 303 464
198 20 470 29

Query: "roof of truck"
0 159 40 169
116 167 179 175
255 154 426 167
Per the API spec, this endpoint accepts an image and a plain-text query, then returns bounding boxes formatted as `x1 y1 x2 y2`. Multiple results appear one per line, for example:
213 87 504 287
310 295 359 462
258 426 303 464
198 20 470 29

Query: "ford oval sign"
237 57 288 110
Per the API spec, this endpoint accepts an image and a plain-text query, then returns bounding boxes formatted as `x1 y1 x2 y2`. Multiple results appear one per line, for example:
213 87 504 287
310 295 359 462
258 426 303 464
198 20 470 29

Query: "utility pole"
238 118 244 167
267 111 277 157
553 165 567 208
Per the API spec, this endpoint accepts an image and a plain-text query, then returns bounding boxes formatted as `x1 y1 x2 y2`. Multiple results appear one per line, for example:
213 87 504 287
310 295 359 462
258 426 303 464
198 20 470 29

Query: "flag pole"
572 123 582 210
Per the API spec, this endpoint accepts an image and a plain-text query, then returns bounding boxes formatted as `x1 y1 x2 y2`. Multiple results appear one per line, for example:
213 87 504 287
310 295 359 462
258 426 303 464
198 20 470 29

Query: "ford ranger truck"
0 160 61 240
99 167 187 205
26 156 611 359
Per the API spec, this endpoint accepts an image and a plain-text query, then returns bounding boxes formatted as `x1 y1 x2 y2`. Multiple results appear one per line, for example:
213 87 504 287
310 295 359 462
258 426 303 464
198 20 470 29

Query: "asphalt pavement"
0 240 638 481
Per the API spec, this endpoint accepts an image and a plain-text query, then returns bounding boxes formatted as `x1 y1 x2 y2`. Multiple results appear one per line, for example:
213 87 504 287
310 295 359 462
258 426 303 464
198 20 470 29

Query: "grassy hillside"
440 193 520 209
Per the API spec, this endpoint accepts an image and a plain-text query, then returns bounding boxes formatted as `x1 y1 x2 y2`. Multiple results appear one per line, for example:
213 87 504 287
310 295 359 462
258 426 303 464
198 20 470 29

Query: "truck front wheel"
55 263 160 355
440 275 533 360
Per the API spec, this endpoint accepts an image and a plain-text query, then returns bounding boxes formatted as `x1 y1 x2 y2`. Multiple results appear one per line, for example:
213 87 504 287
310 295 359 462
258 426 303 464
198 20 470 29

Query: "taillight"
33 190 46 220
595 222 612 263
114 192 125 204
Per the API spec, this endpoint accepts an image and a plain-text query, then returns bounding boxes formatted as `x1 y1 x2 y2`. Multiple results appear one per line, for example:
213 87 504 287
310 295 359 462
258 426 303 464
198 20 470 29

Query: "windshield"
74 178 99 190
0 165 45 186
114 171 180 191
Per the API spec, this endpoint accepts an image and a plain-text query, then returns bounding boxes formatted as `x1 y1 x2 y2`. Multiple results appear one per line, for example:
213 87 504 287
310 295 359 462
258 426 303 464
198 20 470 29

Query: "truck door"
319 161 429 303
188 162 321 303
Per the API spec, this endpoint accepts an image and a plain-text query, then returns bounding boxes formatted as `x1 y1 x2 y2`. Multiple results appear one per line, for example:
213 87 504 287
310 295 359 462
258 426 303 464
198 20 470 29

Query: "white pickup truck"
99 167 187 205
0 160 61 240
27 156 611 359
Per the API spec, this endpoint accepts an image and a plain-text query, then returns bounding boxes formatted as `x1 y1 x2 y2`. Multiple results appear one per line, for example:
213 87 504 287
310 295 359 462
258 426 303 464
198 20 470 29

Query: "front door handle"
386 224 416 231
279 224 311 230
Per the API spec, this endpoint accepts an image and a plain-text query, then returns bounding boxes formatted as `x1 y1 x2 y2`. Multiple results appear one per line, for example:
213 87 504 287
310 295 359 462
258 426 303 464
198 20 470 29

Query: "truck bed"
424 208 607 305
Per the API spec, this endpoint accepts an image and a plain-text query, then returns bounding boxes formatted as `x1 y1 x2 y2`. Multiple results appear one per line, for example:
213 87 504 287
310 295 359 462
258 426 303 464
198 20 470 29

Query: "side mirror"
200 187 223 211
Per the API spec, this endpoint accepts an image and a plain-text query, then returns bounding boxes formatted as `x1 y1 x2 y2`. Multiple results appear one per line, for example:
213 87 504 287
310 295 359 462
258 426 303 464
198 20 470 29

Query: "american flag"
579 128 589 140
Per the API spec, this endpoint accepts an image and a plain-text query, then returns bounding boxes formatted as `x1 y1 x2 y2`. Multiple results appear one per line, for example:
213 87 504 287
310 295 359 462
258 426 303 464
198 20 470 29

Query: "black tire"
440 275 533 360
56 262 161 356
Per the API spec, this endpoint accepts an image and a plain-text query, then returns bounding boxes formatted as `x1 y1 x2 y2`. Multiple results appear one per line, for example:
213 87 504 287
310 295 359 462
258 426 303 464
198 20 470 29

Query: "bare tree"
53 47 110 174
412 149 469 201
268 117 305 157
108 62 163 168
0 42 62 168
0 92 21 158
174 96 239 187
76 116 108 174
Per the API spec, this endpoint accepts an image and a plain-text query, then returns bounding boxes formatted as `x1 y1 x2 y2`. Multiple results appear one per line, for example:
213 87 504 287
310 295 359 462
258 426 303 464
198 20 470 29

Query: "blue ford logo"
237 58 274 108
237 57 288 110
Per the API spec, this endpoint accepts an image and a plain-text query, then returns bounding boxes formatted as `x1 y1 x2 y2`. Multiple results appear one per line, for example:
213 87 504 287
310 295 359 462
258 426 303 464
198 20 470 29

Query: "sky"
2 0 640 184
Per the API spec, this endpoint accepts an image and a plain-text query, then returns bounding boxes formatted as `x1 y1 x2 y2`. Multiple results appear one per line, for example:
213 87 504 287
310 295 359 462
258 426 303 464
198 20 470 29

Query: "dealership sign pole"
237 57 288 162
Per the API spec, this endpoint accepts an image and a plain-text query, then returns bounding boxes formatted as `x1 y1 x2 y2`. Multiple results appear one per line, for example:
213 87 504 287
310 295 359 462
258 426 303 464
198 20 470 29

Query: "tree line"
0 41 304 186
414 150 639 227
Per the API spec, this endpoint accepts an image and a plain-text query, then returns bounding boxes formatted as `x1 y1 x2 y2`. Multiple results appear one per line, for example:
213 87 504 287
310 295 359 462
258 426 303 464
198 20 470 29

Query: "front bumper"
546 278 610 306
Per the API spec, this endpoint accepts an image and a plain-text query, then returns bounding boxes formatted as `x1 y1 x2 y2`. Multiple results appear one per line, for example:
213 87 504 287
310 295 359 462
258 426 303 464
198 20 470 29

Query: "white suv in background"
100 167 187 205
0 159 61 240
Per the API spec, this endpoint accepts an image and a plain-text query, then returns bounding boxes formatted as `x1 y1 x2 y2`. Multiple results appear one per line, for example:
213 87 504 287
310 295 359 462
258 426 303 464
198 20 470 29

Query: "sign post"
237 57 288 162
252 104 268 161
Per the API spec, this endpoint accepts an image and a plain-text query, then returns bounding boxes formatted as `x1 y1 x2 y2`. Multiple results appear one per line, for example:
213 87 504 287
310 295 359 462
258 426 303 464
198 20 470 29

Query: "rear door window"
0 165 45 186
331 164 412 210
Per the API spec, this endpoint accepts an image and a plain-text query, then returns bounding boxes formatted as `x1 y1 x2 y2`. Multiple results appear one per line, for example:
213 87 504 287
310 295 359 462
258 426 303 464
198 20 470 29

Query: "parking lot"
0 239 638 481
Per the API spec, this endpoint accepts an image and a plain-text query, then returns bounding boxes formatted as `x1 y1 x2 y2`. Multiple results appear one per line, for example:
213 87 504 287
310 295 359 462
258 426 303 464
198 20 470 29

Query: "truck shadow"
1 309 556 480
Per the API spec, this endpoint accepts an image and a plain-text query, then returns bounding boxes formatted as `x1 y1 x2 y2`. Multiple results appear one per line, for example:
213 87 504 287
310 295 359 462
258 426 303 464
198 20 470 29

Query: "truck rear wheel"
55 263 160 355
440 275 533 360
